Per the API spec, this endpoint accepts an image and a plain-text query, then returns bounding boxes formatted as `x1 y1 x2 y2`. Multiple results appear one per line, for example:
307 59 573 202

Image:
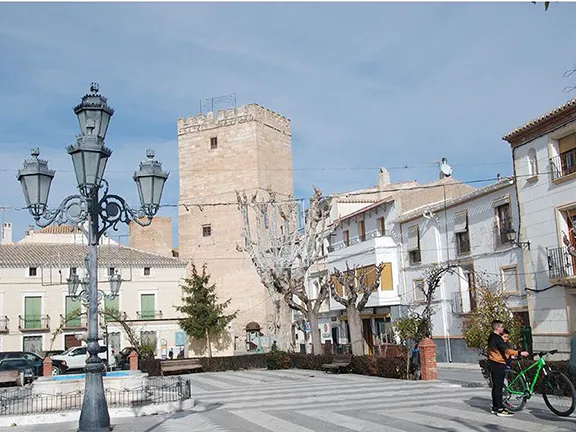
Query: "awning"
407 226 419 251
454 211 468 233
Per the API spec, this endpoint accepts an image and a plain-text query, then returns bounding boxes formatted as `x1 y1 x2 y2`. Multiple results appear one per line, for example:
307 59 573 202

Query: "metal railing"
18 315 50 331
136 310 163 320
0 316 8 334
550 149 576 180
331 229 386 251
548 246 576 279
0 376 191 416
59 314 87 330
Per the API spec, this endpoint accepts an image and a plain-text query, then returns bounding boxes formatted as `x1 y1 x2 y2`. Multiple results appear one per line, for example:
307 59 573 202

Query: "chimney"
1 222 12 245
378 168 391 190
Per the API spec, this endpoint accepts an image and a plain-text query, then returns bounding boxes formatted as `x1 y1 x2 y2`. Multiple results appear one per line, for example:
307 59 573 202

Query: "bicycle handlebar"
533 349 558 359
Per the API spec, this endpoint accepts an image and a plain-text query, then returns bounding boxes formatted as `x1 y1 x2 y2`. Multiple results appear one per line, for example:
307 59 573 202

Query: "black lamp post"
17 83 169 432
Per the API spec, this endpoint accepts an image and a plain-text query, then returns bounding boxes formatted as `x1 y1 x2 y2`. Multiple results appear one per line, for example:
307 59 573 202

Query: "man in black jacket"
487 320 528 416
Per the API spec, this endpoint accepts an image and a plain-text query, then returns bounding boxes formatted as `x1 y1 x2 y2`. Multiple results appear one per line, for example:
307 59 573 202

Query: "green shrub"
289 353 333 370
141 359 161 376
351 355 407 380
265 350 292 370
201 354 267 372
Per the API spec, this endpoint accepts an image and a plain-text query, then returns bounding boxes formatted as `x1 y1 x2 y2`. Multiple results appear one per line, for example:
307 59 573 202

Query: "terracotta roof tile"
36 225 83 234
0 243 187 268
503 97 576 142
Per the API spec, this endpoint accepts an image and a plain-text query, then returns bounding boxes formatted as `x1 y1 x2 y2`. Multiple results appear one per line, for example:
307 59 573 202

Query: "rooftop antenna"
438 157 453 179
199 93 237 115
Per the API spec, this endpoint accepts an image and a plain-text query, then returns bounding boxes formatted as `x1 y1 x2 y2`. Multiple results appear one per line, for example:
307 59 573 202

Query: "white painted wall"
510 119 576 355
400 182 527 361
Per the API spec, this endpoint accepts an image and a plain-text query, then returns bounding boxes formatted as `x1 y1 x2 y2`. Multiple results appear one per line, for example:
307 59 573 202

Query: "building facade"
503 97 576 358
177 104 294 355
0 224 187 358
398 180 528 362
304 168 475 355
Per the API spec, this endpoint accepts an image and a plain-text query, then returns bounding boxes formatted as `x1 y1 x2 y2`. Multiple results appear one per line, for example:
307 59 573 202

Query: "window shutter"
407 226 419 251
454 211 468 233
380 263 393 290
331 275 344 297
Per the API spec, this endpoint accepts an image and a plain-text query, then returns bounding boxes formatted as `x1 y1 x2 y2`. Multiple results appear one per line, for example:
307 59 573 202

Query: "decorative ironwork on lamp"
506 228 531 250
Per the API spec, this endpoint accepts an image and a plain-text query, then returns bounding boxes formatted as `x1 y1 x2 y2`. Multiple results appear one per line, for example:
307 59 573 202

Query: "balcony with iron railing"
548 246 576 280
136 310 163 320
330 229 386 251
550 149 576 181
59 314 87 330
0 316 8 334
18 315 50 332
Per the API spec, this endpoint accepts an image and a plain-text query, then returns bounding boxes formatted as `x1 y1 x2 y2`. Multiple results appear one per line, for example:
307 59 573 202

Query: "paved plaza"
4 369 576 431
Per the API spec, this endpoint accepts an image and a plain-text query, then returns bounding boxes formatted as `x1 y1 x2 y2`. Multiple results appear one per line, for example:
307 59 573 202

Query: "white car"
51 345 115 371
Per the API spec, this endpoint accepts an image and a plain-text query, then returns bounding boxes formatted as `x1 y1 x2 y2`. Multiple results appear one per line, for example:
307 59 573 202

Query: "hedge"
200 353 267 372
140 349 408 380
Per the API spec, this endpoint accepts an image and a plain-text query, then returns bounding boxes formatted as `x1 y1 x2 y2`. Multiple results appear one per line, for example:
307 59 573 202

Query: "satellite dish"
439 157 452 178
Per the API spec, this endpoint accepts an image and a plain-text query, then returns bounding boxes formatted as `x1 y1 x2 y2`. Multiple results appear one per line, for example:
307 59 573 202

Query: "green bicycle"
503 349 576 417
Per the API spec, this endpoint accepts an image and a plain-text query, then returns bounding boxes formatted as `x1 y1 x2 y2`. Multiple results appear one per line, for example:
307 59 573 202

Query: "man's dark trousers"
489 360 507 410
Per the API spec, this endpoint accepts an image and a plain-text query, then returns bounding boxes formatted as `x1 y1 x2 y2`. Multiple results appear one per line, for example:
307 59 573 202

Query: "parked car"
51 345 114 371
0 351 68 376
0 358 35 384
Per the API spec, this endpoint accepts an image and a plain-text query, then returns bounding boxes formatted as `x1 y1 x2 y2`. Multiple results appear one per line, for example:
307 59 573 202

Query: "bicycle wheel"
542 372 576 417
503 370 527 412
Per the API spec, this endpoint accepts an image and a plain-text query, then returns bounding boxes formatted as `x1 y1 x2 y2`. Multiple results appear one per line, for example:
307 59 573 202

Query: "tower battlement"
178 104 291 137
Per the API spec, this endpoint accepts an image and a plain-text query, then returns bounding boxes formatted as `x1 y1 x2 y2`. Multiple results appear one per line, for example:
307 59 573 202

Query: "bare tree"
329 262 386 355
237 187 332 354
420 263 456 338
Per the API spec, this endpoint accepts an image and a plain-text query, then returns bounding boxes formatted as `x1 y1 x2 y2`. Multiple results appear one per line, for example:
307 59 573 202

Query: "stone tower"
177 104 294 355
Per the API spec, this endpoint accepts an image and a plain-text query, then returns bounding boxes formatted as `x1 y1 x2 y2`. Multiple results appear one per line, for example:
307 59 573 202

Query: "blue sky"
0 2 575 246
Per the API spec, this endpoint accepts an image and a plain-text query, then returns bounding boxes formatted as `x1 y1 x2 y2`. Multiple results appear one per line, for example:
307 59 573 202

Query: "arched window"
528 148 538 177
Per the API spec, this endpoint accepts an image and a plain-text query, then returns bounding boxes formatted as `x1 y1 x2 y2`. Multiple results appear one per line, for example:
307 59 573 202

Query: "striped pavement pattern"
6 369 576 431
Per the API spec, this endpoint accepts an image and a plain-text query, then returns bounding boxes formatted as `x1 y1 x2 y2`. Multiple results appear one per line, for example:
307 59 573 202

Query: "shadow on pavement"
114 402 224 432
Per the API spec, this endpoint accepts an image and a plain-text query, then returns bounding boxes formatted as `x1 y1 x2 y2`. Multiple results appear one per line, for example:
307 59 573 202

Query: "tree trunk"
206 329 212 358
274 296 294 351
347 306 364 356
308 310 322 355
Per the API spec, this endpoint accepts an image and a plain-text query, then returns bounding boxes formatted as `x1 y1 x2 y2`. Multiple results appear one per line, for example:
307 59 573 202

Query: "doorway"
64 334 81 350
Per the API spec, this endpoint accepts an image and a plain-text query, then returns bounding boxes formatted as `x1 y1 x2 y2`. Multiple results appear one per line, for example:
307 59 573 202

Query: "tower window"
210 137 218 149
202 224 212 237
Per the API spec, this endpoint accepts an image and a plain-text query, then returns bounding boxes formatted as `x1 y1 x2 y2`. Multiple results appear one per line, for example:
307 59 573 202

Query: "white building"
503 97 576 358
304 168 474 355
398 180 529 362
0 224 187 358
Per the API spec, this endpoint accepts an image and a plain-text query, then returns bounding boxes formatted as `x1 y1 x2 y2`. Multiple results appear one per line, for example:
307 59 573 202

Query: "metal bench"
159 358 203 375
322 354 352 374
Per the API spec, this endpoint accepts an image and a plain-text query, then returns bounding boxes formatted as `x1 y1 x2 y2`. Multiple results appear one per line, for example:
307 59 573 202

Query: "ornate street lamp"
17 148 55 219
133 149 169 217
17 84 168 432
505 228 531 250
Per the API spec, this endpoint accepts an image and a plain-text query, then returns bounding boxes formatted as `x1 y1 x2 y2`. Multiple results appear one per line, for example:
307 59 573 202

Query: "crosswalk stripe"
191 376 465 397
300 409 401 431
189 374 237 390
377 409 481 431
417 404 568 432
229 409 316 432
195 384 483 406
198 389 488 412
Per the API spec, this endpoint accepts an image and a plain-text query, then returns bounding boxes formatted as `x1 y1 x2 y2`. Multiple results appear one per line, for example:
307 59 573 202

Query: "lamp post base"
78 362 111 432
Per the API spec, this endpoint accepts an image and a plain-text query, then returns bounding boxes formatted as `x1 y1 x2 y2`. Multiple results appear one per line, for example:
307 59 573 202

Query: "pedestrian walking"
168 348 174 360
488 320 529 416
